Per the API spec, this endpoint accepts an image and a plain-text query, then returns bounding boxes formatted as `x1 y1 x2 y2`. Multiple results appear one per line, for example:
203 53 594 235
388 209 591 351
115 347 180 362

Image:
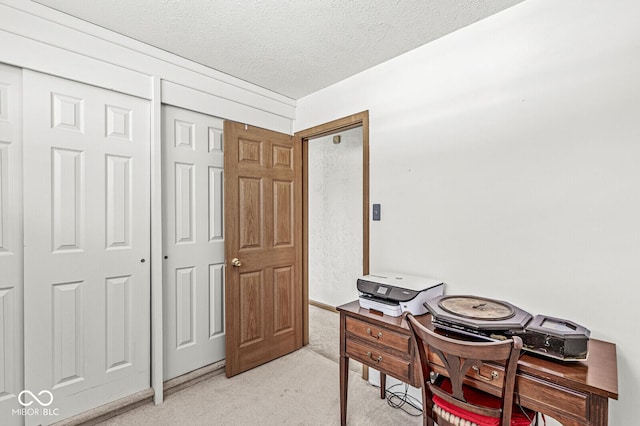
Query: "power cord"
383 382 423 417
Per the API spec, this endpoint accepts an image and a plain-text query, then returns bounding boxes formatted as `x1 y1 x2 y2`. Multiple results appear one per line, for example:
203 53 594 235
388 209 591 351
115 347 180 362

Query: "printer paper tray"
358 296 403 317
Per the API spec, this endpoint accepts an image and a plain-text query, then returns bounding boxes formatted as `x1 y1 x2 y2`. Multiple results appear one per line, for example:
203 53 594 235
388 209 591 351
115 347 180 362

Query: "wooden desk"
338 301 618 426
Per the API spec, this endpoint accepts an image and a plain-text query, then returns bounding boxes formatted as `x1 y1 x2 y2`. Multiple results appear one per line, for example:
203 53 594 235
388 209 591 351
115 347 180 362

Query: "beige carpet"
96 306 422 425
307 305 361 374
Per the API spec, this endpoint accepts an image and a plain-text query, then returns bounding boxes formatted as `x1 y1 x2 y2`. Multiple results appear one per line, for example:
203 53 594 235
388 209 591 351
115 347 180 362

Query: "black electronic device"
518 314 590 361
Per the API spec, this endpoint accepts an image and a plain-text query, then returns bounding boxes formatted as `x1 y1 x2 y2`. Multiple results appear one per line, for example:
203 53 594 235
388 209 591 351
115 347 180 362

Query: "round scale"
438 296 515 321
424 294 532 332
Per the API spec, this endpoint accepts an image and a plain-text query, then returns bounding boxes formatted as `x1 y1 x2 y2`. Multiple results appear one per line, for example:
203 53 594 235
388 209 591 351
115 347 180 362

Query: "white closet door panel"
162 105 225 380
0 63 23 426
23 70 150 425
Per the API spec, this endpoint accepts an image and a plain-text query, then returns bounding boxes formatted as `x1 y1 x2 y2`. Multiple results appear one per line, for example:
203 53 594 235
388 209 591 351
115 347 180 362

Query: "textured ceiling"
33 0 525 99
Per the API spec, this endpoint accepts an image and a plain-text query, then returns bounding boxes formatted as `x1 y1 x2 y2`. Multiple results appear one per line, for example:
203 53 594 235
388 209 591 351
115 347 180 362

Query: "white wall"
308 127 363 307
295 0 640 423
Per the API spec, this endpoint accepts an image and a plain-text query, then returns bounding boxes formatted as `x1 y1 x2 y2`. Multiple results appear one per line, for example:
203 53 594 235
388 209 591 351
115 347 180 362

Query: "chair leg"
423 410 430 426
424 407 434 426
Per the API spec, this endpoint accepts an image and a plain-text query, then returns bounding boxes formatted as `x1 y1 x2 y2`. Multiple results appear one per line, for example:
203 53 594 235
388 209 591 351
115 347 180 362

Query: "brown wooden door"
224 121 303 377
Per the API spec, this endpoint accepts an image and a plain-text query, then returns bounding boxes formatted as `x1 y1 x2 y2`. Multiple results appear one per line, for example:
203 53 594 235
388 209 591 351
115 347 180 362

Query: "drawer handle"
366 328 383 339
366 351 383 363
472 365 499 382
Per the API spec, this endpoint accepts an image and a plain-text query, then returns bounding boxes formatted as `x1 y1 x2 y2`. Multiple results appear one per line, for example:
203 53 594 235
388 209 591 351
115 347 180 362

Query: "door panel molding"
161 105 226 381
224 122 302 377
23 69 151 425
0 63 23 426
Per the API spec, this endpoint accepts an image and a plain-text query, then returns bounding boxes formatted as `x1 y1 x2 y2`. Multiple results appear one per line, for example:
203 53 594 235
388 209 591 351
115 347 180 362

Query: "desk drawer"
347 339 412 382
429 352 507 393
346 317 410 353
518 375 588 421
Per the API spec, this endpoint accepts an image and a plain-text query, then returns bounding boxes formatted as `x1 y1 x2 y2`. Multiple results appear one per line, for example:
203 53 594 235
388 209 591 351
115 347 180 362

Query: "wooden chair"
406 314 537 426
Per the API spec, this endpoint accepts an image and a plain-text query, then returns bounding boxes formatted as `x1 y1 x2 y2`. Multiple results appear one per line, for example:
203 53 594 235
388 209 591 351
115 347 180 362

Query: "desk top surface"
338 300 618 400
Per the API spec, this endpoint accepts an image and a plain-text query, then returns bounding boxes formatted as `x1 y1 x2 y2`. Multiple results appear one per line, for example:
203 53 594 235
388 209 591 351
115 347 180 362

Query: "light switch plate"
373 204 381 221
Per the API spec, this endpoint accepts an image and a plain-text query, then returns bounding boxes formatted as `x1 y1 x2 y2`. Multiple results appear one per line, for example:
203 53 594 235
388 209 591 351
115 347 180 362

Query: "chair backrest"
406 314 523 426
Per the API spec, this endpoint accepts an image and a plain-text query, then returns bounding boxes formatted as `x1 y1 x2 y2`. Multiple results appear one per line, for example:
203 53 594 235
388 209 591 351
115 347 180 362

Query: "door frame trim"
295 111 370 345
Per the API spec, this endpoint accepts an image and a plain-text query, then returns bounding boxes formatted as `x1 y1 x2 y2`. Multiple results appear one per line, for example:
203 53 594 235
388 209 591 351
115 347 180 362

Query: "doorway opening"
296 111 370 344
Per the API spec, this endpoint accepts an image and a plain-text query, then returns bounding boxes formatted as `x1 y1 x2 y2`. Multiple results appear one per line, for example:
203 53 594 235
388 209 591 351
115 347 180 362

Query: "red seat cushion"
432 378 535 426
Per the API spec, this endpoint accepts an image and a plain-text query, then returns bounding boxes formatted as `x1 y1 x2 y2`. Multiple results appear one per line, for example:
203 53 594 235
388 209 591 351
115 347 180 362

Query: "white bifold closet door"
162 105 225 380
23 70 151 424
0 64 23 426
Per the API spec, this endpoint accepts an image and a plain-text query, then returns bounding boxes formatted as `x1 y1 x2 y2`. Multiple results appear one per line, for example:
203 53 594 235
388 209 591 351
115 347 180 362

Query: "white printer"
357 272 445 317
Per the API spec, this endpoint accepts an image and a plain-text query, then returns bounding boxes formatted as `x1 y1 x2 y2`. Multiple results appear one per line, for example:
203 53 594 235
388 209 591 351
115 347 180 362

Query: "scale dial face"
438 296 515 321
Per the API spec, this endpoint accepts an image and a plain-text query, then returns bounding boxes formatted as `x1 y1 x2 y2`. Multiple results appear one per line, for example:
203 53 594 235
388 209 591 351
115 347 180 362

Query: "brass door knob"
231 258 242 267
